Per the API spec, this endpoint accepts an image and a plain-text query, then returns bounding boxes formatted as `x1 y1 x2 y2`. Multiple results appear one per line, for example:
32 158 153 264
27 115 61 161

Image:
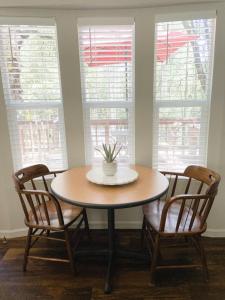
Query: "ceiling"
0 0 223 9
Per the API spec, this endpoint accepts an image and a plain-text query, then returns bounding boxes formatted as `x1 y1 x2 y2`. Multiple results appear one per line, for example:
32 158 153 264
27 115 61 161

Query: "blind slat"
78 23 135 165
153 17 215 172
0 24 68 171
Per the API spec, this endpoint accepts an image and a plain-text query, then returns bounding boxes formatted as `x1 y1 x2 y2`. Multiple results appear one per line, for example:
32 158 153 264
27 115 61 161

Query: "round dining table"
51 164 168 293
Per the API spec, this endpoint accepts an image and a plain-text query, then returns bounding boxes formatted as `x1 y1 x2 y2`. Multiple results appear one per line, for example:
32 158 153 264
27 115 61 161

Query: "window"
78 19 135 165
152 14 216 171
0 20 67 170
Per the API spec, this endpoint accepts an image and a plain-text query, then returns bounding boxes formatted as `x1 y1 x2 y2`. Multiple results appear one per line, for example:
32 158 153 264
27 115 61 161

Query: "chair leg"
149 234 160 286
65 229 76 275
141 216 146 248
83 209 91 240
196 236 209 281
23 227 32 272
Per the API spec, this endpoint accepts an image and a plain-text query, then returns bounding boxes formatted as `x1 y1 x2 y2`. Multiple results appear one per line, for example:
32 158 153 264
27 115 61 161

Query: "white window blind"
78 21 135 165
152 17 216 171
0 23 67 171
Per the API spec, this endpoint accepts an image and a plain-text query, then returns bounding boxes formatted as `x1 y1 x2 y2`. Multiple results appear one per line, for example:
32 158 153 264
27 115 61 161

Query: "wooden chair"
142 165 221 284
12 164 90 273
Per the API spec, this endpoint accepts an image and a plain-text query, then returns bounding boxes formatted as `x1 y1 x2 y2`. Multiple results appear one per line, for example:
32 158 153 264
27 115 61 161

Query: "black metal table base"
103 208 115 293
75 208 148 294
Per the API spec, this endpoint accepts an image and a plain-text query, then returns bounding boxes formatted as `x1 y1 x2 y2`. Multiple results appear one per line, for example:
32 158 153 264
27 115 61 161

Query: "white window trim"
152 16 216 172
78 21 135 166
152 100 210 170
0 20 68 171
82 101 135 165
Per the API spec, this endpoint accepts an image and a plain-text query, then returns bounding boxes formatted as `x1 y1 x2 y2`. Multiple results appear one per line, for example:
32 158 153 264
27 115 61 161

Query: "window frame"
0 21 68 171
78 20 135 165
152 15 216 171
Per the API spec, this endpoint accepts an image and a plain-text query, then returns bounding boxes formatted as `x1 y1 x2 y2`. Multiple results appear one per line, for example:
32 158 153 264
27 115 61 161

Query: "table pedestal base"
75 208 148 294
104 208 115 293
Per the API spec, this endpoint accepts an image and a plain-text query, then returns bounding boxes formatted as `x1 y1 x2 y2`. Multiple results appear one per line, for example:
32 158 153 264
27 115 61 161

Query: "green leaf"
112 146 122 161
111 142 117 159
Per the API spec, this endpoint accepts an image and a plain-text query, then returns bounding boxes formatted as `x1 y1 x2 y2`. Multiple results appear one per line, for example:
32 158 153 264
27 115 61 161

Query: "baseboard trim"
0 228 28 239
203 229 225 238
1 223 225 238
0 222 142 239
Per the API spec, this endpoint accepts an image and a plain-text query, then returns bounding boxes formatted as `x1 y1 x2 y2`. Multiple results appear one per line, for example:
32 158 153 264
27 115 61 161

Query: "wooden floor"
0 230 225 300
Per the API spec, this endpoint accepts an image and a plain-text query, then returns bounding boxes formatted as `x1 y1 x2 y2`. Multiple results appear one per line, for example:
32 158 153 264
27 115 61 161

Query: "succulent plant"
95 143 122 163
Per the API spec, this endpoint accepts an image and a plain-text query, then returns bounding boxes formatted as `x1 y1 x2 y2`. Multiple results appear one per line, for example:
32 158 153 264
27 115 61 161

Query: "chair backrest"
12 164 64 228
159 165 221 234
13 164 51 192
184 165 220 196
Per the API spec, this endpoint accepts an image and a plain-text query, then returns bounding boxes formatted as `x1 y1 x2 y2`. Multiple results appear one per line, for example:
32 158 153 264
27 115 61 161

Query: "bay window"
0 19 67 170
152 13 216 171
78 19 135 165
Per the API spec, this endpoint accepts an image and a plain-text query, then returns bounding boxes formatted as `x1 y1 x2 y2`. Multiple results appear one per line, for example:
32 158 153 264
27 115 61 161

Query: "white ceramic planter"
102 161 117 176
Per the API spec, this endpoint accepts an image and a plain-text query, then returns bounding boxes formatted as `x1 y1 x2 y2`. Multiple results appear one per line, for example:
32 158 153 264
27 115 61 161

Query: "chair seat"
143 200 205 234
28 200 83 229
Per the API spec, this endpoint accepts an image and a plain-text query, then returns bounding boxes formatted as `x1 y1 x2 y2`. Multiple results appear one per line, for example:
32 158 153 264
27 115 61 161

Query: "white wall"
0 3 225 238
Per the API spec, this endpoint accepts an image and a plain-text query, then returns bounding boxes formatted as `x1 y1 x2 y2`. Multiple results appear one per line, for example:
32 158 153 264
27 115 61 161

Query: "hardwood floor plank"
0 230 225 300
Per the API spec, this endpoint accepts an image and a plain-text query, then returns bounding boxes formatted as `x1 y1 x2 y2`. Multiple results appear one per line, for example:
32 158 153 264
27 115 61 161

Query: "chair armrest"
20 189 62 205
165 193 209 204
20 189 64 226
159 193 210 232
20 189 52 196
160 170 185 176
162 193 209 212
47 170 67 176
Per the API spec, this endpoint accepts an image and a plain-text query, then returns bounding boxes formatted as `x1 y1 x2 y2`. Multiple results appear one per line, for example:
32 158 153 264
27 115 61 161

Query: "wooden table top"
51 165 169 209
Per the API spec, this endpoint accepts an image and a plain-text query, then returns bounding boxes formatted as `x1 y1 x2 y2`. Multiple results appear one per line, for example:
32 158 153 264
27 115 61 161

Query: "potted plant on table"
95 143 122 176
